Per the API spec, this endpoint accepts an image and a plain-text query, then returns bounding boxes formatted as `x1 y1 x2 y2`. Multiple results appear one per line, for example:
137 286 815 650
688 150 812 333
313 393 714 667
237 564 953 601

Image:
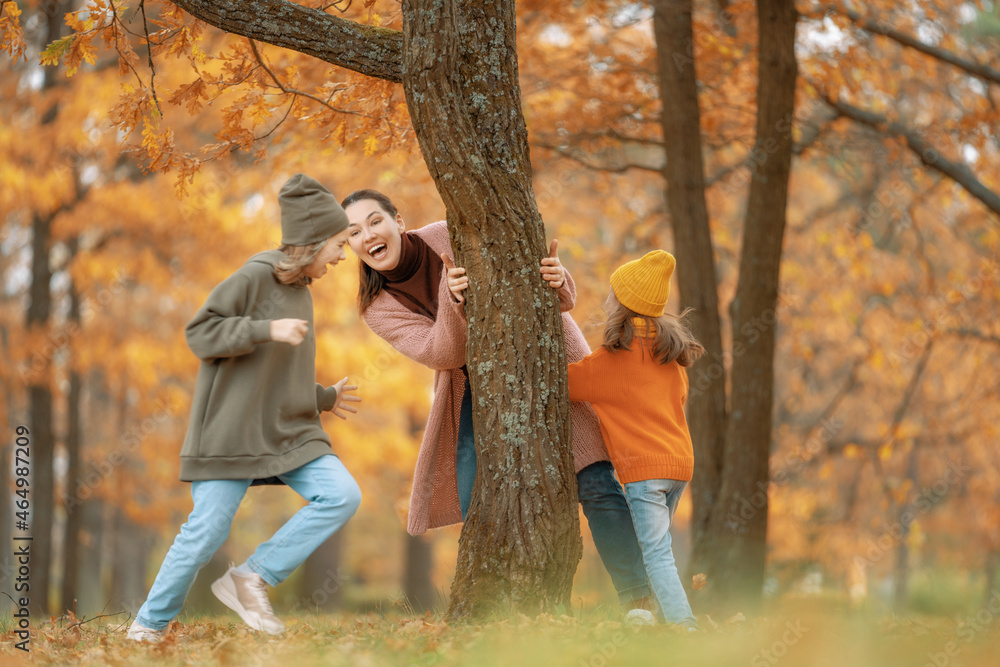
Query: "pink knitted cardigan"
362 221 610 534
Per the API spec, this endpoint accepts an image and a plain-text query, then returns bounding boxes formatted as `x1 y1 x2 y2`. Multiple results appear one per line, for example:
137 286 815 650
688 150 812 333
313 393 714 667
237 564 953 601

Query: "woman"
343 190 655 621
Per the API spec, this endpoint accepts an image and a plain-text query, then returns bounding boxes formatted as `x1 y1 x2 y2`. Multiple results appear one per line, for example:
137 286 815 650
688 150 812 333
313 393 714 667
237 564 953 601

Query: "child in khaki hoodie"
128 174 361 641
567 251 703 629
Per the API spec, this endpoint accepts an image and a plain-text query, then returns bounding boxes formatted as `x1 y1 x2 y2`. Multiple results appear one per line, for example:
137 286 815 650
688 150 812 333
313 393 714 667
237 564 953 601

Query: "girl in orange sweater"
567 250 703 629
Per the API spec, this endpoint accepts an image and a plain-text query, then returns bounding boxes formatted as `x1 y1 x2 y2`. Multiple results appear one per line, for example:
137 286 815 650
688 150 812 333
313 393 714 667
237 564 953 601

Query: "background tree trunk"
27 211 54 616
60 239 83 615
650 0 728 564
299 529 345 611
110 509 154 614
24 0 73 617
403 533 435 613
693 0 799 609
76 498 105 616
401 0 581 619
985 548 999 607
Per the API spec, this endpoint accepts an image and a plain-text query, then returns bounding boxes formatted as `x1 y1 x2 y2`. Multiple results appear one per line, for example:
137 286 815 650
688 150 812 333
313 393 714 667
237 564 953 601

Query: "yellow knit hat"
610 250 675 317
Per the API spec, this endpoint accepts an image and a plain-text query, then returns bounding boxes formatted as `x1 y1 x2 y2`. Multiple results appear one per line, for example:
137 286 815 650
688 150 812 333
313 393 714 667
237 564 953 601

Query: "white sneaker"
211 566 285 635
625 608 656 626
126 619 165 642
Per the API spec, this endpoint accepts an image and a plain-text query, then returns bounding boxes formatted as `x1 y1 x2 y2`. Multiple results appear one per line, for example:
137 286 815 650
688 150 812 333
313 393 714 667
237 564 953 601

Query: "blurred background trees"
2 0 998 618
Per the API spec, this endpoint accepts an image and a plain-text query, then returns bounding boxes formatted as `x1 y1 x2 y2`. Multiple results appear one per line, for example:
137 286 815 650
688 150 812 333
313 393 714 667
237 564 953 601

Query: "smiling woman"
344 190 443 317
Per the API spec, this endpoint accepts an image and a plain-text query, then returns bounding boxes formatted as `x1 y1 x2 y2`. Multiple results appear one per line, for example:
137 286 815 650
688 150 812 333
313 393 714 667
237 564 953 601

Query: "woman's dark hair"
341 189 399 314
602 293 705 366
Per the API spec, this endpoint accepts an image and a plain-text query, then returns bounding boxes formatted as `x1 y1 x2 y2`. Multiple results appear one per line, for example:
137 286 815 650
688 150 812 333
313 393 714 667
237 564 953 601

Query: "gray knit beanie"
278 174 349 246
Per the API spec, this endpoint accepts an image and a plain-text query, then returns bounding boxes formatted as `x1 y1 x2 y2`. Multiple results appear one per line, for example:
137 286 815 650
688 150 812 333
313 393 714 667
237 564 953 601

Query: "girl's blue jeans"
622 478 697 627
135 454 361 630
457 376 652 605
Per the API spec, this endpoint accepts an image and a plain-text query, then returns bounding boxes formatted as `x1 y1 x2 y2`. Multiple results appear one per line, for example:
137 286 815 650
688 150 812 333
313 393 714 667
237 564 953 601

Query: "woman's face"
345 199 405 272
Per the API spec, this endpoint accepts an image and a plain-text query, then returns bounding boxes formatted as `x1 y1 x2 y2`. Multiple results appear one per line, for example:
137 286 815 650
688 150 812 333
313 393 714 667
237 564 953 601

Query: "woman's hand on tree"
331 376 361 420
270 318 308 345
540 239 566 289
442 253 469 304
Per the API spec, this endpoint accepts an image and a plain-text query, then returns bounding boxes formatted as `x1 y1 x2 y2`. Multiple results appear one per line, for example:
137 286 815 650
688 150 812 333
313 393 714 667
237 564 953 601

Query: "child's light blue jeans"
623 478 697 627
135 454 361 630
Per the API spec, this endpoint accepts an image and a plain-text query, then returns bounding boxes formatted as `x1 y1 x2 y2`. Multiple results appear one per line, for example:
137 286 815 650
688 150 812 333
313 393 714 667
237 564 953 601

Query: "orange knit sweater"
567 338 694 484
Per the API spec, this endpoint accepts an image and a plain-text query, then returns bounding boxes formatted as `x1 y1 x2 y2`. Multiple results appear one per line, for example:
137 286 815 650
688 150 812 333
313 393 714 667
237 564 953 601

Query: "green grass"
4 602 1000 666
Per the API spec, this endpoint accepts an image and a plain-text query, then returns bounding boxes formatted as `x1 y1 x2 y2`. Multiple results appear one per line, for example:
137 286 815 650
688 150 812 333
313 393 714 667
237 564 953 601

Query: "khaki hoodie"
179 250 338 481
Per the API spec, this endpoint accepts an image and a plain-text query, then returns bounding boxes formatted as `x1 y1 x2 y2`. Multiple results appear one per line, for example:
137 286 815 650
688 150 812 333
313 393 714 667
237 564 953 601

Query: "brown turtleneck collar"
380 231 445 320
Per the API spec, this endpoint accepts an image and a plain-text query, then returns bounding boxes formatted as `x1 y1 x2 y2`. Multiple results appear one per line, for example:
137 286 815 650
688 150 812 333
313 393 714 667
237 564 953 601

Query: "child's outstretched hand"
540 239 566 289
271 318 308 345
442 253 469 304
331 376 361 420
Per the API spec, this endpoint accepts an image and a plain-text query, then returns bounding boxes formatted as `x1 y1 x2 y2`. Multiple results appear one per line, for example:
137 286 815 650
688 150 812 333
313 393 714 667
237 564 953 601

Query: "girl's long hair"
602 292 705 366
341 189 399 314
275 240 327 287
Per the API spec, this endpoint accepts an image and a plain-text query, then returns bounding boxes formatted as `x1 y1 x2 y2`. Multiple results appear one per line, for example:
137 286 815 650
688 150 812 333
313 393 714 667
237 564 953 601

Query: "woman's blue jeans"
457 377 651 604
135 454 361 630
623 478 697 626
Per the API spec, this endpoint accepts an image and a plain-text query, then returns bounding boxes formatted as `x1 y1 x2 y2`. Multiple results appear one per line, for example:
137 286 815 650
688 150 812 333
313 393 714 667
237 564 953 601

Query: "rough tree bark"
402 1 579 619
694 0 799 608
170 0 580 618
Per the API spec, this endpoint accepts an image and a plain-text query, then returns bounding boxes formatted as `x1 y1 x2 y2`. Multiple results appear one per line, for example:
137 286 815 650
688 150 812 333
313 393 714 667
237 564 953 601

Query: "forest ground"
3 597 999 666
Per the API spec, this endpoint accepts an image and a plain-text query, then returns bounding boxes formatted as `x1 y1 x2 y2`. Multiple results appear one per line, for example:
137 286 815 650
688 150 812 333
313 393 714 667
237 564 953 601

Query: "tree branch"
870 341 934 506
139 0 163 115
947 328 1000 346
170 0 402 83
819 5 1000 87
816 90 1000 218
533 142 663 174
248 39 381 123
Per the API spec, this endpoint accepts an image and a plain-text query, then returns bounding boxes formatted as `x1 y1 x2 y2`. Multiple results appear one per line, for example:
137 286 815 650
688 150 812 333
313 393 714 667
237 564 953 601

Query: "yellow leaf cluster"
0 1 25 62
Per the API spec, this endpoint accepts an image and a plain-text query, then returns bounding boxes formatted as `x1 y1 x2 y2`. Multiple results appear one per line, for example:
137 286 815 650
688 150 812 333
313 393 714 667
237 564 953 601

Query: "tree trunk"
299 528 344 611
403 532 435 614
650 0 728 569
76 498 105 617
696 0 799 610
401 0 580 619
111 509 154 615
60 242 83 615
27 213 54 616
985 548 999 607
25 0 74 619
60 369 83 614
893 440 921 611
